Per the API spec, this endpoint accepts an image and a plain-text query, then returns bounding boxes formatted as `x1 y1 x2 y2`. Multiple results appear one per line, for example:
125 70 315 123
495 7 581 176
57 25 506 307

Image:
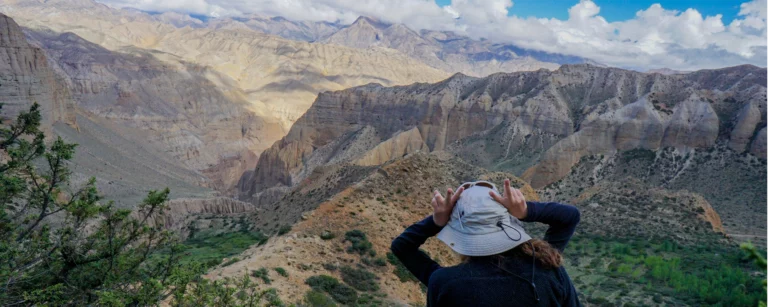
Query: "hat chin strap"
494 224 539 304
496 220 522 241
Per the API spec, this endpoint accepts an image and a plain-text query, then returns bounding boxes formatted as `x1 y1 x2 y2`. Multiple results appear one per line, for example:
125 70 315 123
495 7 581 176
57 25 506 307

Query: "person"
390 179 582 306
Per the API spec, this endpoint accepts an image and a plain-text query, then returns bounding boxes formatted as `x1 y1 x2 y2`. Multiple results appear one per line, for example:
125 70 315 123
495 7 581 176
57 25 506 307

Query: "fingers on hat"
453 186 465 201
489 190 503 203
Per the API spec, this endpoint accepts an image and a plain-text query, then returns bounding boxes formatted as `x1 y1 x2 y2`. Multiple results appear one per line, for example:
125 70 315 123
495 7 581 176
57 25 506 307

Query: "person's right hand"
489 179 528 219
432 186 464 227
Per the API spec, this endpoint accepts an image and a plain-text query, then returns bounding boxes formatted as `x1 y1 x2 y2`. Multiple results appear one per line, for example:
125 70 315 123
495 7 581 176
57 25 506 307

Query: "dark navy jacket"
390 201 582 307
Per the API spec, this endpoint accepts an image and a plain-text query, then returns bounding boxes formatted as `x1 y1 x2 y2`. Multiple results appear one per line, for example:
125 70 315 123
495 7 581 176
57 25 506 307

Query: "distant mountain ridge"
207 14 591 76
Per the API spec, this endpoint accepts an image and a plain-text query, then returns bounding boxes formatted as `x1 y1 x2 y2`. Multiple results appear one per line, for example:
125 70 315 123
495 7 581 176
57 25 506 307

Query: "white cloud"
97 0 768 71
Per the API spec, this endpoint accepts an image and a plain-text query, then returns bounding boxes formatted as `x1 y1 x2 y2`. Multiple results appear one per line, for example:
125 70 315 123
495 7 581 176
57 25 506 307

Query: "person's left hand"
489 179 528 219
431 186 464 227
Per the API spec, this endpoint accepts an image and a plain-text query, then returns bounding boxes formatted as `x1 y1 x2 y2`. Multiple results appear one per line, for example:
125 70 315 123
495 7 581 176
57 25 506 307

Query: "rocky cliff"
0 13 75 131
152 197 257 229
240 64 765 244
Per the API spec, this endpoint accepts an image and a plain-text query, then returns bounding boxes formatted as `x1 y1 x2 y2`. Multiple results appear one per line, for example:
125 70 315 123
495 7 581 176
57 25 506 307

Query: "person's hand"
431 186 464 227
489 179 528 219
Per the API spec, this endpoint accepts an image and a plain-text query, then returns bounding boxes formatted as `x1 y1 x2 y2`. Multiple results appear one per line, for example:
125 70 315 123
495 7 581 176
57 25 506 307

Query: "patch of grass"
252 267 271 284
153 230 268 269
306 275 358 305
340 266 379 292
274 267 289 277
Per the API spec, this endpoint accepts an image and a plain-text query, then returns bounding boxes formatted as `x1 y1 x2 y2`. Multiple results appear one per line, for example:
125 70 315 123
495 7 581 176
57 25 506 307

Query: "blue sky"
435 0 743 24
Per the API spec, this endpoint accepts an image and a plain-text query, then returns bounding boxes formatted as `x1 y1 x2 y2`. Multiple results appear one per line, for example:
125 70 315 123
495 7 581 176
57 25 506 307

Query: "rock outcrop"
0 13 75 131
751 127 767 157
156 197 257 228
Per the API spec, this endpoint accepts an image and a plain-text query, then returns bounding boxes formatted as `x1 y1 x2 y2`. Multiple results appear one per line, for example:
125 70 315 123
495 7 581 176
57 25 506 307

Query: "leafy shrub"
345 230 373 255
252 267 271 284
274 267 289 277
304 290 337 307
320 231 336 240
373 257 387 267
278 225 292 235
340 266 379 291
305 275 358 305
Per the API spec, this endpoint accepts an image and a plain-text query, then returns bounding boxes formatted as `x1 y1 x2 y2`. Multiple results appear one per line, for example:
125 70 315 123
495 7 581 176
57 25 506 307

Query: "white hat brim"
436 219 532 257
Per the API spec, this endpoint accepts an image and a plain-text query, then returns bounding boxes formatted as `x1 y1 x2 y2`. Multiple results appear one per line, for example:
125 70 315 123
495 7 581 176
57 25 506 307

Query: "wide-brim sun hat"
436 182 531 257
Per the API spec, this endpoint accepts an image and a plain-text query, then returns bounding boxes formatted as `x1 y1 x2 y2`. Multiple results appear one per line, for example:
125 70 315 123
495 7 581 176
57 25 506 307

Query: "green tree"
0 103 184 305
741 243 768 307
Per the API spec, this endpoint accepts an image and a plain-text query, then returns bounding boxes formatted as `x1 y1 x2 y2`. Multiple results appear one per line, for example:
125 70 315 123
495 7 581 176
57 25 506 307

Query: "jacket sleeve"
390 215 443 286
521 201 580 252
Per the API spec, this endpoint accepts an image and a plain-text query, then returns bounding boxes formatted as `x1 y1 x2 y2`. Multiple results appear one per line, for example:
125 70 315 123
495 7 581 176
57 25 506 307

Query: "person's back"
390 180 582 307
428 256 573 306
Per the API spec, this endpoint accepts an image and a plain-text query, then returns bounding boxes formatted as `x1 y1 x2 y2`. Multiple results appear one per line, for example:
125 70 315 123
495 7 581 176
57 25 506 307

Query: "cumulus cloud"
97 0 767 71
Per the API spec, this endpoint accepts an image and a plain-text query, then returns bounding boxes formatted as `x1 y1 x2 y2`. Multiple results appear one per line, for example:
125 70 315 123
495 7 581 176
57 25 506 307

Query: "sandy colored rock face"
0 13 75 132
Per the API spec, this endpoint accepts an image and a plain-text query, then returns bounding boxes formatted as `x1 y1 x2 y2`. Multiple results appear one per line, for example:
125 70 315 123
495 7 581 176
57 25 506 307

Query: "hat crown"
450 186 515 234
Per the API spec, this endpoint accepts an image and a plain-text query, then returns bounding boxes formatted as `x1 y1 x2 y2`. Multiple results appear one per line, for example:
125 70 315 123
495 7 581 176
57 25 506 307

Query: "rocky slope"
0 13 75 132
25 28 283 192
241 64 766 241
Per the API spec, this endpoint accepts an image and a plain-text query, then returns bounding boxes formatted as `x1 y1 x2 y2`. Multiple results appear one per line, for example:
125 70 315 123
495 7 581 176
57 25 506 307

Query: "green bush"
304 290 337 307
373 257 387 267
278 225 292 235
274 267 289 277
320 231 336 240
305 275 358 305
252 267 271 284
340 266 379 291
345 230 373 255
